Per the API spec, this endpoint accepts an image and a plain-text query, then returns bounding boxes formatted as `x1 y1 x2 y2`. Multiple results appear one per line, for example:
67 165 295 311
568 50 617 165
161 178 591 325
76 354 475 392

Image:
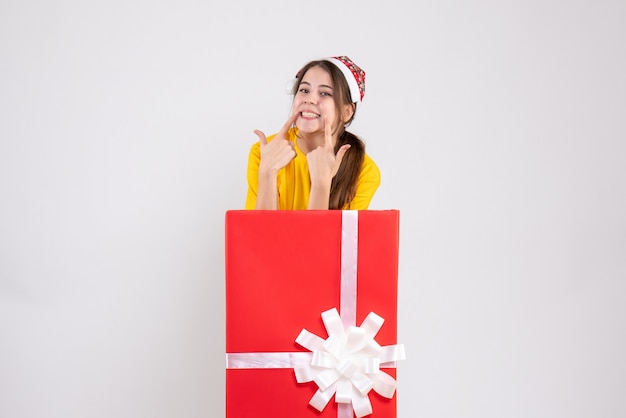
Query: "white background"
1 0 625 417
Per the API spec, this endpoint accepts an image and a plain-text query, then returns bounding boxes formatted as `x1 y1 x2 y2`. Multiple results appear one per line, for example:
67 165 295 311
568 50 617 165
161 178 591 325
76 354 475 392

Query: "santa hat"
288 56 366 103
325 56 366 103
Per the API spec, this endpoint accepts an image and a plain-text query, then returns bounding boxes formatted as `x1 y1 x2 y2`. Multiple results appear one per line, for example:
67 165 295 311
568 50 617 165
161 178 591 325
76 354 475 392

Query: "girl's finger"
335 144 351 166
323 116 333 149
254 130 267 146
276 111 299 138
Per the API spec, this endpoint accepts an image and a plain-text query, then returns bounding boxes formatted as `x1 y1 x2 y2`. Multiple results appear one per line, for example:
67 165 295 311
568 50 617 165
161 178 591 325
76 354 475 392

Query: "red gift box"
225 210 402 418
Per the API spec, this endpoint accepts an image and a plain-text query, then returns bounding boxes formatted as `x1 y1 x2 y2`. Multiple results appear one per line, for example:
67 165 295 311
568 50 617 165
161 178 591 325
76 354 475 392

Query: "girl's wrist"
258 165 279 179
310 179 332 192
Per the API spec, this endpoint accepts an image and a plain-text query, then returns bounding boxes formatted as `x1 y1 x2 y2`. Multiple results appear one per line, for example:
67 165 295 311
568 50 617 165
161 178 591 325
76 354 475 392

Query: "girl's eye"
299 88 309 94
321 91 332 97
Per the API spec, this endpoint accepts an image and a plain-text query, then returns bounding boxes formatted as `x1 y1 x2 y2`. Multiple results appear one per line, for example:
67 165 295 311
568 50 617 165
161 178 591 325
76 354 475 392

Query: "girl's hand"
255 112 299 175
306 117 350 186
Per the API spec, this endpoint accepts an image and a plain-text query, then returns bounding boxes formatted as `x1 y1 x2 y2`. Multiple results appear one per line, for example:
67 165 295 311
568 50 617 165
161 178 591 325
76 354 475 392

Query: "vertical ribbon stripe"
340 210 359 329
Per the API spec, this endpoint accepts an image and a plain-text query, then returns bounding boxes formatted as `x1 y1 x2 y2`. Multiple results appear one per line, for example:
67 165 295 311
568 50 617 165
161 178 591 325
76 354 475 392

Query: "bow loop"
294 308 405 418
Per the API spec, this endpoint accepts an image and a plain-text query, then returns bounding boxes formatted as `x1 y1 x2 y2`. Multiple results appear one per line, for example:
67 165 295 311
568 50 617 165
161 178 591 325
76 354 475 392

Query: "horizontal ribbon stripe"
226 352 312 369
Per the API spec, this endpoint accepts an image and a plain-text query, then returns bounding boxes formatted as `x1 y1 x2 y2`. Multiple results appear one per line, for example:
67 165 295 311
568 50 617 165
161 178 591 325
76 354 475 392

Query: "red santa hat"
325 56 366 103
288 56 366 103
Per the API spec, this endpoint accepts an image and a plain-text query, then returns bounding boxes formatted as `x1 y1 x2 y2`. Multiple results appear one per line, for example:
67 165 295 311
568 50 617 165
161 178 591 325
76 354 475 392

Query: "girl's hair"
293 60 366 210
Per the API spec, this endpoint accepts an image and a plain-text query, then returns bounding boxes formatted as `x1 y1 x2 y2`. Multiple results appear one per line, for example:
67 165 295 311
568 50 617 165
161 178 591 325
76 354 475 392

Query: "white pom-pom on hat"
285 77 297 95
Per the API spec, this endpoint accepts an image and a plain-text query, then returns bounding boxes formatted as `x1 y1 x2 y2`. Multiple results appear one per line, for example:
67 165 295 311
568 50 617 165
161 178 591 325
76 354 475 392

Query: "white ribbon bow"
294 307 406 418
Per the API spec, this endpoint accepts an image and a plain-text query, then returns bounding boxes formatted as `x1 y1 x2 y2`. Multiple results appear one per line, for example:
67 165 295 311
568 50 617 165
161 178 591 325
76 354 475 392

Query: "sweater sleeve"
245 142 261 210
345 154 381 210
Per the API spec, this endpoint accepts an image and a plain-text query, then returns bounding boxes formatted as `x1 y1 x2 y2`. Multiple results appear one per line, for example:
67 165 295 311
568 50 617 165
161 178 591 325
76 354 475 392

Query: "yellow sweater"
245 128 380 210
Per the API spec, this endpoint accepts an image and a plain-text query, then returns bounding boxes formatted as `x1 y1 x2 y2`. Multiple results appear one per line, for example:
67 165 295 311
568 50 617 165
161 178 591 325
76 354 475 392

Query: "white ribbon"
226 210 405 418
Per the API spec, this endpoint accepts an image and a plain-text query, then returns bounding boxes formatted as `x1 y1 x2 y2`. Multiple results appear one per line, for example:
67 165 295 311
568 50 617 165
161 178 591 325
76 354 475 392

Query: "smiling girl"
245 56 380 210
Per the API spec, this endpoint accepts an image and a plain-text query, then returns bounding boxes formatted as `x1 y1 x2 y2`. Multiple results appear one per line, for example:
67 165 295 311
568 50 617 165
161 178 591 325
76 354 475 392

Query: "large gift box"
225 210 404 418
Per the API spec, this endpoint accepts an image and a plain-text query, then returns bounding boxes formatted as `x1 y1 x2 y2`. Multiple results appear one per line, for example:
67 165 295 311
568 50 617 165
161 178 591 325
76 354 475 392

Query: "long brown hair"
293 60 366 209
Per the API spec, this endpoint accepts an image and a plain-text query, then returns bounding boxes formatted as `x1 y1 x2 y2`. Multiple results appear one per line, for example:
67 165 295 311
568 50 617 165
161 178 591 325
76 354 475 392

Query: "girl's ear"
342 103 355 123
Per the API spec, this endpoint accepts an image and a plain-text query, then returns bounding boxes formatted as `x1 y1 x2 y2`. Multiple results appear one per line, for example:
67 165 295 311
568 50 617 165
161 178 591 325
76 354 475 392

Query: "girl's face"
293 66 352 138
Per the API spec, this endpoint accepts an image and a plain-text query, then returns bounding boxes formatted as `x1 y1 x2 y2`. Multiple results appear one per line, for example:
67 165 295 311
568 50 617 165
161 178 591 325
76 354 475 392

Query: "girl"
245 56 380 210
